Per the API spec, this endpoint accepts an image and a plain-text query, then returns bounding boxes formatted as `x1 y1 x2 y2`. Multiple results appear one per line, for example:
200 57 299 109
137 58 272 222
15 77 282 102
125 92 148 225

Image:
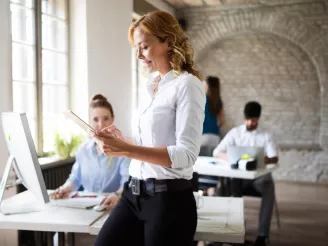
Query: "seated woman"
50 94 130 210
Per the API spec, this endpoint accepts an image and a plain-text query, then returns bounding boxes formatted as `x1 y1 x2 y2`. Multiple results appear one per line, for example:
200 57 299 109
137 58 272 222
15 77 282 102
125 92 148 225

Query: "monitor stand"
0 155 44 214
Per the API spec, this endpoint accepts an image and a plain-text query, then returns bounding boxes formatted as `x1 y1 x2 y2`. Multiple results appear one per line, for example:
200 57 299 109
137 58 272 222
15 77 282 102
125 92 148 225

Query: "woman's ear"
166 37 173 51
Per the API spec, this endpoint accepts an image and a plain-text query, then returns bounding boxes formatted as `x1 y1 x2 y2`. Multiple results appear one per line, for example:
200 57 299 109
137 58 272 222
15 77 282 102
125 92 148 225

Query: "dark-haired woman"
200 76 224 156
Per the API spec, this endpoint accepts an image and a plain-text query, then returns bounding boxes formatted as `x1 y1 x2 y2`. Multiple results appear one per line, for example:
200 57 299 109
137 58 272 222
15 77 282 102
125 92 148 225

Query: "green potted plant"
54 133 84 159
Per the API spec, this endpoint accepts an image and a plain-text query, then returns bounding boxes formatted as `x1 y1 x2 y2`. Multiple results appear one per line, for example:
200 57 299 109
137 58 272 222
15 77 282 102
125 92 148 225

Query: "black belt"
128 176 191 196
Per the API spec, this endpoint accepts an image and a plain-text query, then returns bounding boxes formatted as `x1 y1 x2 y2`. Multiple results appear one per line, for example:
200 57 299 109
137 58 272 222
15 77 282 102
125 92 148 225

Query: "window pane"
12 43 36 82
137 61 150 107
42 116 85 153
42 85 69 152
12 81 38 147
42 116 59 153
27 117 38 149
11 0 34 8
42 50 68 85
42 84 68 116
10 4 35 44
42 0 67 20
42 15 67 52
132 48 151 111
13 81 37 118
132 48 137 71
41 0 69 154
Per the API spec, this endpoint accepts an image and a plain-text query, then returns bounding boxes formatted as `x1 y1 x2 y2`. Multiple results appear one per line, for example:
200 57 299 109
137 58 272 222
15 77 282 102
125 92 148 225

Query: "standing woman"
92 10 206 246
200 76 224 156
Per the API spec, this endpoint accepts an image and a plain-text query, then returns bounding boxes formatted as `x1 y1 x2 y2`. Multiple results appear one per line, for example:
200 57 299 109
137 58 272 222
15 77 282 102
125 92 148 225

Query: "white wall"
0 2 17 246
86 0 133 136
70 0 88 121
0 0 13 177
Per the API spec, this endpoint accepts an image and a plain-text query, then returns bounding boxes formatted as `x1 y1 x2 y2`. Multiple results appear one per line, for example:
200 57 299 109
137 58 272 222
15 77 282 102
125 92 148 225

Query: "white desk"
194 156 277 180
89 196 245 244
0 191 105 233
0 192 245 244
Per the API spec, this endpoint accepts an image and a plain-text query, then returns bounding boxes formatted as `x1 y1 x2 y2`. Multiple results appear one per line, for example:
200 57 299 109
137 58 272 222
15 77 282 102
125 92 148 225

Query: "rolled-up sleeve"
167 76 205 169
265 134 278 158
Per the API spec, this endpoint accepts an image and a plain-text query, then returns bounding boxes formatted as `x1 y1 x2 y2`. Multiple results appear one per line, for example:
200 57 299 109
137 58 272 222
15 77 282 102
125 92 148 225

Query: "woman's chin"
144 65 155 73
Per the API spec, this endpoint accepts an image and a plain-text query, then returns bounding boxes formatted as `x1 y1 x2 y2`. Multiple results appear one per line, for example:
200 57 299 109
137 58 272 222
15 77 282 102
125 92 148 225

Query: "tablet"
64 110 95 132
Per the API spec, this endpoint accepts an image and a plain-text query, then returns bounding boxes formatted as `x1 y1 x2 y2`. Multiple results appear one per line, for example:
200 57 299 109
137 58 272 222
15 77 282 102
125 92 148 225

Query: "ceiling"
163 0 264 8
163 0 315 8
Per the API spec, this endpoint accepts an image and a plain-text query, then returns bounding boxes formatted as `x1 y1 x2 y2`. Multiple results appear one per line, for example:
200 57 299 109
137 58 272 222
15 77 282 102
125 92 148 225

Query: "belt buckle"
130 178 140 195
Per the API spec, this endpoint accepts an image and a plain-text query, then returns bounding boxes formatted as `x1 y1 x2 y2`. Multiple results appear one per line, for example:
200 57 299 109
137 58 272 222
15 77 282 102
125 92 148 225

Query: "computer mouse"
93 204 107 212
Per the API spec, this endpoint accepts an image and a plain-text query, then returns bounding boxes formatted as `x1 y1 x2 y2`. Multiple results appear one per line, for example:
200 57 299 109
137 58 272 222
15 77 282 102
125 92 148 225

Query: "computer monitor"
0 112 49 214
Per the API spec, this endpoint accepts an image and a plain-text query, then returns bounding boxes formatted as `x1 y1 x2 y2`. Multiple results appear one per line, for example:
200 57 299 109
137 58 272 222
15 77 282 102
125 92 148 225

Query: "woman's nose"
98 121 105 130
137 48 143 59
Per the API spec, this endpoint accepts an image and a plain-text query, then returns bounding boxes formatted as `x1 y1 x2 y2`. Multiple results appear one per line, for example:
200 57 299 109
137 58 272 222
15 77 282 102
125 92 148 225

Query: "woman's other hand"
100 193 120 211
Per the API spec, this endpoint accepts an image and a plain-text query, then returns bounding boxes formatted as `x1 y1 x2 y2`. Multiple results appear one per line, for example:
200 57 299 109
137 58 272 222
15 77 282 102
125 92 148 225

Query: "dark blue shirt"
202 96 221 136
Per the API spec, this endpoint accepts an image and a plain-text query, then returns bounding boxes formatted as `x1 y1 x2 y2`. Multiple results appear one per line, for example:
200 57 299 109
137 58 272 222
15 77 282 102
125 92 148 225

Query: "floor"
0 186 18 246
243 181 328 246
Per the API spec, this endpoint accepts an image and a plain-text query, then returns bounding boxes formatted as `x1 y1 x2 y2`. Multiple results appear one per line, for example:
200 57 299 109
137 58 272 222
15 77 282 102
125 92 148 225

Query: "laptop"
227 146 265 169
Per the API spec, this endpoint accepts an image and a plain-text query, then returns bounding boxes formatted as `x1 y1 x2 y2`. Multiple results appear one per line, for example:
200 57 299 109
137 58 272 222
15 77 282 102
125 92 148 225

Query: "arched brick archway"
189 9 328 149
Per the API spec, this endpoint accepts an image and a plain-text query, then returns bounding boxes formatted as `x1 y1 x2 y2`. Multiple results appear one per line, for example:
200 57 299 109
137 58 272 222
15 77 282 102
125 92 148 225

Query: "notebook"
49 191 105 209
51 196 104 209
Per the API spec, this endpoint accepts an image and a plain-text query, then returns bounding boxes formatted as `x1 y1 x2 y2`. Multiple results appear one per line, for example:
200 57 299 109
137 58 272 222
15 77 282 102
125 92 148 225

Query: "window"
131 48 151 111
10 0 69 155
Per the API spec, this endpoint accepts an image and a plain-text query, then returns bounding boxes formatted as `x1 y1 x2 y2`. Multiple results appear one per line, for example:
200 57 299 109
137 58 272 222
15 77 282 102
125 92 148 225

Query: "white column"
86 0 133 136
69 0 88 120
0 2 17 246
0 0 13 177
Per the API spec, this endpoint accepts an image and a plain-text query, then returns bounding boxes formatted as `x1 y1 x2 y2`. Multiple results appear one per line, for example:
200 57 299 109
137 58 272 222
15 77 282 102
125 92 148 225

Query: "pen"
71 193 98 198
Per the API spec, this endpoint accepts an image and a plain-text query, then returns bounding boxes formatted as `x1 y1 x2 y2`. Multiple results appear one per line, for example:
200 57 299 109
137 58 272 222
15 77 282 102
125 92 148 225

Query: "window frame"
10 0 70 156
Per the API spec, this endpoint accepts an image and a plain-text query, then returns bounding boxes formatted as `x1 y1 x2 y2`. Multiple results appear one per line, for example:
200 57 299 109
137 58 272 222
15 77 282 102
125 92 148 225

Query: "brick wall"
178 0 328 183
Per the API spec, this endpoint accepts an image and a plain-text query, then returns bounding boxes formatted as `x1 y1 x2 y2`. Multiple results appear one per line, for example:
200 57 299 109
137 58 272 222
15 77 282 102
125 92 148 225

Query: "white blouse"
129 70 206 180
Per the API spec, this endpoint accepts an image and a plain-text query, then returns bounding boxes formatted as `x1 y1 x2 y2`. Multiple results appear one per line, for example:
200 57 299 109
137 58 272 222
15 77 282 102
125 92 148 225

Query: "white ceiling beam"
144 0 176 16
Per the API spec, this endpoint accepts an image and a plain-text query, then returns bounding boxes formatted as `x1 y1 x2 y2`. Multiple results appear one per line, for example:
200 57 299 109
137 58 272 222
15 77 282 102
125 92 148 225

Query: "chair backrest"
199 146 216 157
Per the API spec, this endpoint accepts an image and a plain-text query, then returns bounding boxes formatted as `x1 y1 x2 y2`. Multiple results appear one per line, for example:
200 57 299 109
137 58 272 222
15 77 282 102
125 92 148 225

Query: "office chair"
197 146 223 195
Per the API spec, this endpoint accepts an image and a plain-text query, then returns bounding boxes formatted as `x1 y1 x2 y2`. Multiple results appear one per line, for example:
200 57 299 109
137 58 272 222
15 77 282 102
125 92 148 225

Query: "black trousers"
94 181 198 246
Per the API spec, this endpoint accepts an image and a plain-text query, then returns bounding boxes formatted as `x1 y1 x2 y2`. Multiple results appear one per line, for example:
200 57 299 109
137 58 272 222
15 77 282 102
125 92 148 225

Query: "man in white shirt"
213 101 278 246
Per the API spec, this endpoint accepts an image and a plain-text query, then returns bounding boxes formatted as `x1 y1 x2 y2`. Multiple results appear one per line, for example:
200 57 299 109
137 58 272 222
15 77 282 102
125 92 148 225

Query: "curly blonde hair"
129 11 201 80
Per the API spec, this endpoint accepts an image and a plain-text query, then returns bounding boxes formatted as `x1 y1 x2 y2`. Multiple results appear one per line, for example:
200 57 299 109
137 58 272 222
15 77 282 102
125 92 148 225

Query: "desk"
1 192 245 245
0 191 104 233
89 196 245 244
0 191 105 246
194 156 278 180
